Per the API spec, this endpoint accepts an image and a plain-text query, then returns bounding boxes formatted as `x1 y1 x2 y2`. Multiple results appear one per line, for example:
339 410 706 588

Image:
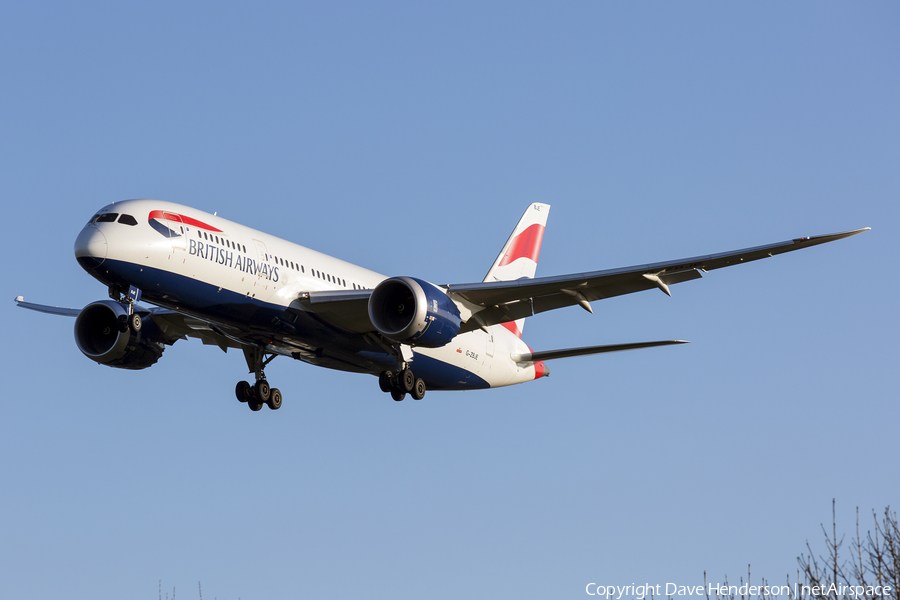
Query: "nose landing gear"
109 284 143 332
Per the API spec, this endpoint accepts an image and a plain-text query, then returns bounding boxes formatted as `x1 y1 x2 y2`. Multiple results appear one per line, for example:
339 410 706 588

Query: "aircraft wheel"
255 379 271 403
248 400 263 411
379 371 393 393
267 388 282 410
390 389 406 402
117 314 129 332
411 378 426 401
235 380 251 403
129 313 142 332
400 368 415 393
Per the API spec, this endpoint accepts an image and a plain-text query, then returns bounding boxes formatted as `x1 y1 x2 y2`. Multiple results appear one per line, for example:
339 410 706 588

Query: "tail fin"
483 203 550 337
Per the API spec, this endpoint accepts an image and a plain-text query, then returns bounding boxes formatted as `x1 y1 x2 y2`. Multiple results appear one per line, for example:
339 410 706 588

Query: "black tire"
117 314 129 333
411 378 426 400
378 371 393 393
129 313 142 331
390 389 406 401
235 380 251 403
267 388 282 410
255 379 271 403
248 400 263 411
400 369 415 393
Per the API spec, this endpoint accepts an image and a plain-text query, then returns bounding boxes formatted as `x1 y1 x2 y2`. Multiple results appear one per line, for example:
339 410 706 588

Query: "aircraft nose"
74 226 108 270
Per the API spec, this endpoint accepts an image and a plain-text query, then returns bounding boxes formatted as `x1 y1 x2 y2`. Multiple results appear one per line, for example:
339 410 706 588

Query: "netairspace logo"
585 583 895 598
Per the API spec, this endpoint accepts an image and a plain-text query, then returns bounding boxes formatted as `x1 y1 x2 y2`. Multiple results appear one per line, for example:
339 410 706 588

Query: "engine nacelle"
368 277 462 348
74 300 164 370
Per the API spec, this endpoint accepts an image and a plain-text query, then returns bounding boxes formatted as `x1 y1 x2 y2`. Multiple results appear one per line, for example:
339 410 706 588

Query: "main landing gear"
379 367 426 401
236 346 283 412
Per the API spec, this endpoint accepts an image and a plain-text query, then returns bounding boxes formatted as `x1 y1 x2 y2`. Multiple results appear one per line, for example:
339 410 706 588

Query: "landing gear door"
163 212 186 250
253 239 269 278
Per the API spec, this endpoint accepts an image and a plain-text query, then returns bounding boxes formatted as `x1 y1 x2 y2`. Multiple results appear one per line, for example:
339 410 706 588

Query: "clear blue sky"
1 2 897 599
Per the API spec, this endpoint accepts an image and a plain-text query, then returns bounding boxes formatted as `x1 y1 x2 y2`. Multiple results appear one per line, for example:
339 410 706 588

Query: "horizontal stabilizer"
511 339 689 363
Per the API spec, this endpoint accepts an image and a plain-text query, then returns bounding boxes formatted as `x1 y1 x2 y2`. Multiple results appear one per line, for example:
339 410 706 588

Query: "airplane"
15 200 867 411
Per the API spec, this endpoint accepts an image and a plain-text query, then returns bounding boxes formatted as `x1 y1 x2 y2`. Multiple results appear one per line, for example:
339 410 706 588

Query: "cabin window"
118 214 138 226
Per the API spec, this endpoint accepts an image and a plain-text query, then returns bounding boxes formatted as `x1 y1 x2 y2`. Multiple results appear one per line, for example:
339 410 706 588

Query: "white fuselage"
74 199 545 391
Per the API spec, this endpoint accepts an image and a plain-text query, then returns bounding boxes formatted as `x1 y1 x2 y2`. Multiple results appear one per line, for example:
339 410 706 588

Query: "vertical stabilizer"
483 203 550 337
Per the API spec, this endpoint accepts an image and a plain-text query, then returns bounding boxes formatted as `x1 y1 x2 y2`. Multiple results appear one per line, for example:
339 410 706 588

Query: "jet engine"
368 277 462 348
74 300 165 370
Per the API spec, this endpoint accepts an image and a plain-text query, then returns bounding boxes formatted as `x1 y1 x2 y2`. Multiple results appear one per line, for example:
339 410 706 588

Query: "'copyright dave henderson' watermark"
585 583 895 598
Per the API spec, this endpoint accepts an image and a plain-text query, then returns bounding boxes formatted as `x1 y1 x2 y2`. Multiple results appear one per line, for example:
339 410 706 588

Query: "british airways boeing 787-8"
16 200 867 410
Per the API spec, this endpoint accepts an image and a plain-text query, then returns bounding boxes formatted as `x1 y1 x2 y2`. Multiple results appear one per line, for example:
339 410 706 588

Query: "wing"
448 227 869 332
15 296 241 352
291 290 373 333
14 296 82 317
147 308 244 352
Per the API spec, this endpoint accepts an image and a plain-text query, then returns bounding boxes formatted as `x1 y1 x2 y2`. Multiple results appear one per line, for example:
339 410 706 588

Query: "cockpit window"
118 214 138 226
94 213 118 223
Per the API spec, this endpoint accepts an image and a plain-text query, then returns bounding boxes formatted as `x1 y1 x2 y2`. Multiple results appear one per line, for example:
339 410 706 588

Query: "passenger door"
164 212 186 251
